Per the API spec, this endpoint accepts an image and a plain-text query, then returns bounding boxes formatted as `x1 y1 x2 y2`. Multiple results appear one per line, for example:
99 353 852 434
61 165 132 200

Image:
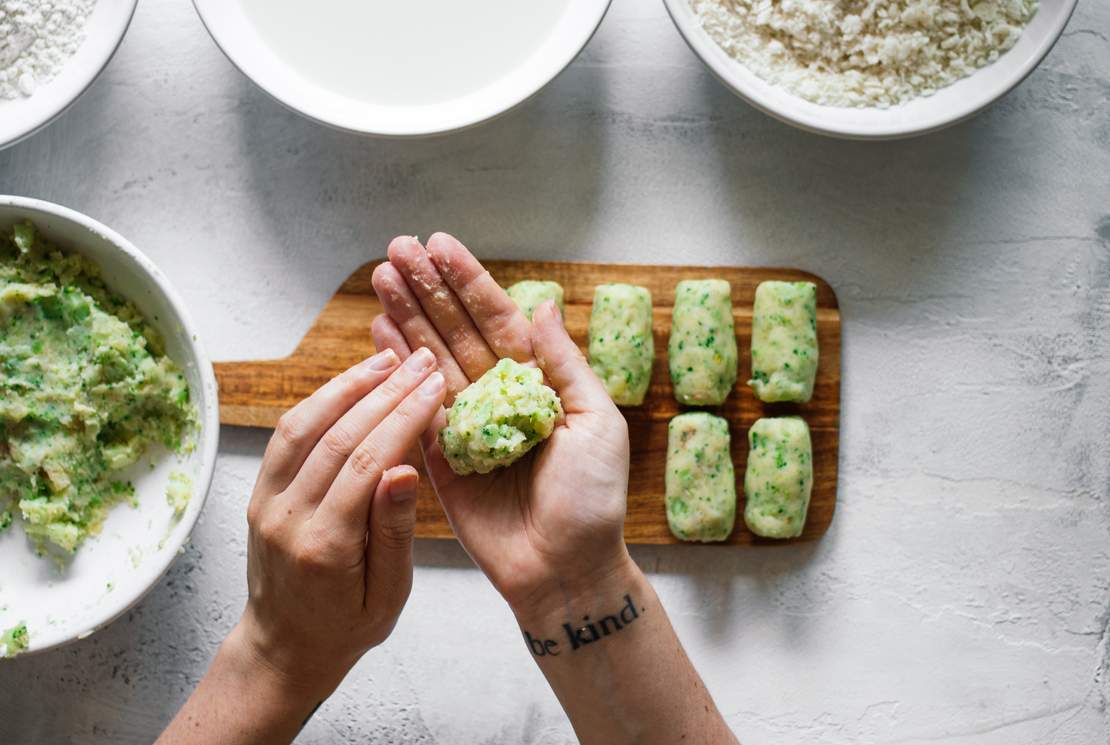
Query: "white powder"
690 0 1039 108
0 0 96 100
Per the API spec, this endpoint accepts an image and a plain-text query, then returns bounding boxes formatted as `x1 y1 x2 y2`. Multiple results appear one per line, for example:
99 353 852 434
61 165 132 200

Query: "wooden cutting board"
215 260 840 545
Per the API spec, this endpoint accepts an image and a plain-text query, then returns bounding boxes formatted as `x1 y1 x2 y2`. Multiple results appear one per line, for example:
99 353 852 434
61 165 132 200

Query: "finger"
425 232 533 362
387 235 498 380
256 349 400 497
371 314 413 359
531 301 617 415
372 260 470 395
383 464 420 499
365 465 420 611
314 371 447 543
287 349 437 503
372 316 432 447
418 406 461 493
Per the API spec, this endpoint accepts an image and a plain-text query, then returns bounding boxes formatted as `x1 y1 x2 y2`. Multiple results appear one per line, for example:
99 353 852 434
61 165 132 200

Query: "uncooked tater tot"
439 359 563 475
743 416 813 539
749 281 819 403
588 284 654 406
665 412 737 542
506 280 565 320
668 279 738 406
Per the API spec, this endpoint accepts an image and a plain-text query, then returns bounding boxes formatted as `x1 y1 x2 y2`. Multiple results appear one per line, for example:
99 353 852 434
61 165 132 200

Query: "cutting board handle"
214 263 383 427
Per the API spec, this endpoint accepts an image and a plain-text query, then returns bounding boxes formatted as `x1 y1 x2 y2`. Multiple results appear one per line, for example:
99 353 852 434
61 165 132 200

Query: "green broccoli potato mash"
743 416 813 539
0 622 28 657
505 280 565 321
668 279 738 406
665 412 736 542
439 358 563 475
588 284 654 406
166 470 193 518
749 281 819 403
0 222 196 556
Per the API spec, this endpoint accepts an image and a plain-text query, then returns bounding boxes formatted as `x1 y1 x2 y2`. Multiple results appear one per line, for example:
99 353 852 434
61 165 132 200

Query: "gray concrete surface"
1 0 1108 743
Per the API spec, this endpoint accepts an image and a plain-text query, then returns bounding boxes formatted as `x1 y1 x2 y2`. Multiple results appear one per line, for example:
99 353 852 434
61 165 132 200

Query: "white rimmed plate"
193 0 612 137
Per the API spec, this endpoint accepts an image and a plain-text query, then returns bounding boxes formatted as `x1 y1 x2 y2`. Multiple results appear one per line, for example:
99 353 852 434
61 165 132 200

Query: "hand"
371 233 634 618
237 348 446 700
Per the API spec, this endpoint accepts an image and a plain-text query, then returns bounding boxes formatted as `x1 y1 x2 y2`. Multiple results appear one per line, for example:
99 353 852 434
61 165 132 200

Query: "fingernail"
391 481 417 503
366 349 398 371
420 372 445 397
404 347 434 371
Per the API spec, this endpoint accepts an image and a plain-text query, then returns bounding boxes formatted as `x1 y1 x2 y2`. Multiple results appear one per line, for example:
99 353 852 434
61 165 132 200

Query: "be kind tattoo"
523 594 644 657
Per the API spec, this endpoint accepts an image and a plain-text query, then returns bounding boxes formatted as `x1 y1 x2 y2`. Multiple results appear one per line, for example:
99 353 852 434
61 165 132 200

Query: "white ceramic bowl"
193 0 612 137
663 0 1078 139
0 196 219 656
0 0 138 151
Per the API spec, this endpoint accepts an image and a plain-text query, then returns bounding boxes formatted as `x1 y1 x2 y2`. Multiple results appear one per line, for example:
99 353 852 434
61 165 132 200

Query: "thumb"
531 301 616 415
365 465 419 612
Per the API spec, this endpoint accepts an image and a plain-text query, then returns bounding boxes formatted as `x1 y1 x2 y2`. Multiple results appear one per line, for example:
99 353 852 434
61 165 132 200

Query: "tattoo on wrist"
522 594 644 657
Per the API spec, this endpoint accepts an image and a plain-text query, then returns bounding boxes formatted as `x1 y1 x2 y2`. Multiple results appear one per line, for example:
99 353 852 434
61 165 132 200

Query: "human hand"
371 234 635 620
235 348 446 701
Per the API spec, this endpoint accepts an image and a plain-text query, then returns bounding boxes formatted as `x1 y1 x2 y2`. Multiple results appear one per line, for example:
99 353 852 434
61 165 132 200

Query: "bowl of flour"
664 0 1078 139
0 0 138 151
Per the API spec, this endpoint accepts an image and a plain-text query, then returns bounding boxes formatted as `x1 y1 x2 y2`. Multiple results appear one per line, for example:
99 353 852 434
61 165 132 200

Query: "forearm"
513 558 738 745
156 624 324 745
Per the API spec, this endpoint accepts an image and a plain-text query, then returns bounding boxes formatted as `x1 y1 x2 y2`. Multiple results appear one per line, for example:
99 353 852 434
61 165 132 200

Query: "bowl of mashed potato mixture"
0 196 218 656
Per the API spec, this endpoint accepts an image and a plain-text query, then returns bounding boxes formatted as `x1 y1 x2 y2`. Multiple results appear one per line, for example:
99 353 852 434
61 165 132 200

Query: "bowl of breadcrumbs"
664 0 1078 139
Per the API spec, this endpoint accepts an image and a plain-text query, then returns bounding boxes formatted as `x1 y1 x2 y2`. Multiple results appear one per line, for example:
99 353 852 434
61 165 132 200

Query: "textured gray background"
1 0 1108 743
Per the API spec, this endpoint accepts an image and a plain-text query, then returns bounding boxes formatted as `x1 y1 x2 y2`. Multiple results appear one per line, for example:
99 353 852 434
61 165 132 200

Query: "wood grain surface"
215 261 840 545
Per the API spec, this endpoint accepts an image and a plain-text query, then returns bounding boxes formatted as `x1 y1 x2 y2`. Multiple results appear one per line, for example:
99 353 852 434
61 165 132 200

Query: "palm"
425 407 628 600
370 233 632 603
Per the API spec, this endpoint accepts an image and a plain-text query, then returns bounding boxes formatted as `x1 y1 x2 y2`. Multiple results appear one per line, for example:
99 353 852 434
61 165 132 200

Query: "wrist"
222 619 341 711
509 552 647 634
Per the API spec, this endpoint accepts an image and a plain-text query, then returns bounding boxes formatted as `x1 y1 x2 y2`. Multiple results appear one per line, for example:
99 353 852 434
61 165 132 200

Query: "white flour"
0 0 96 100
